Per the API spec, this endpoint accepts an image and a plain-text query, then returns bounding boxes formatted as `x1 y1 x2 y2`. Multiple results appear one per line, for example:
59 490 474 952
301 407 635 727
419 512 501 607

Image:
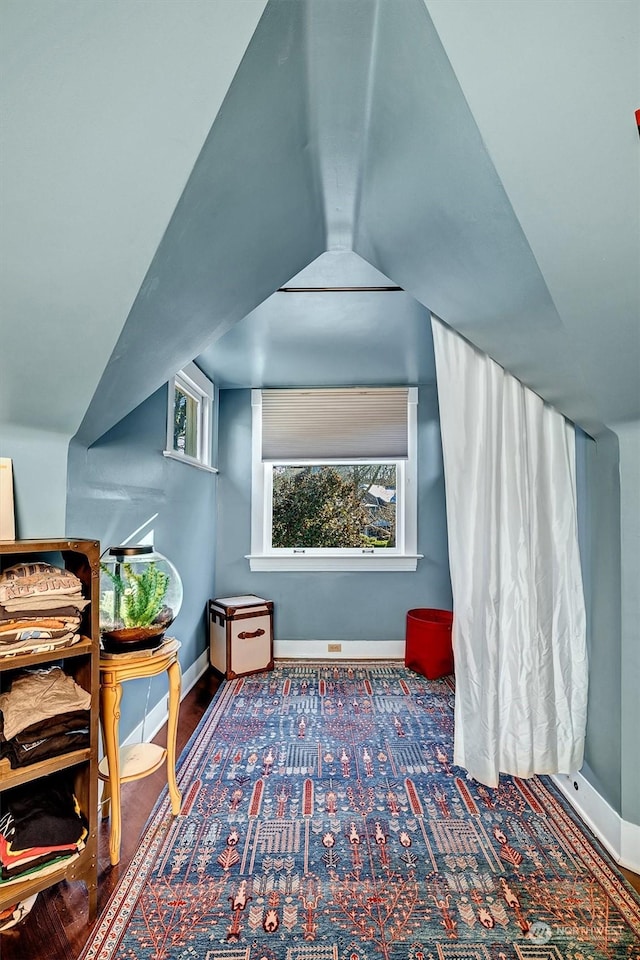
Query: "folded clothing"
1 832 82 864
0 666 91 740
0 728 90 769
0 853 80 889
0 708 91 769
0 771 88 882
0 615 82 643
0 770 88 850
0 563 83 604
0 893 38 931
1 840 82 879
0 596 90 615
0 634 80 658
0 562 90 659
3 710 91 743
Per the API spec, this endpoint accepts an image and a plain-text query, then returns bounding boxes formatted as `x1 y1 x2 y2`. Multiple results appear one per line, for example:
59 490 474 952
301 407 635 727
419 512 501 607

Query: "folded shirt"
0 563 83 604
0 729 90 769
0 771 88 849
0 559 90 659
0 602 88 619
0 832 84 879
0 832 83 863
0 595 89 615
0 667 91 740
3 710 91 743
0 707 91 768
0 634 80 658
0 852 80 886
0 616 81 643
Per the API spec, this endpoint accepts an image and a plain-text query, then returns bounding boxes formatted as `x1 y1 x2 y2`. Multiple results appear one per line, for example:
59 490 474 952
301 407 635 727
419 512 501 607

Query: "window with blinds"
260 388 409 461
248 387 421 572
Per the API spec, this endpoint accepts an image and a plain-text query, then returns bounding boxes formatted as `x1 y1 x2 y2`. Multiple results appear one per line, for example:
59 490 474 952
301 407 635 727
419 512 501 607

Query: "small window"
164 362 217 471
248 387 421 571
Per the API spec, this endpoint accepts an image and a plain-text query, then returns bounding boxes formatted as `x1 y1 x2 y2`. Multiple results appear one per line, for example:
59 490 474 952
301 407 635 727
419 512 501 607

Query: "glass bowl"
99 545 183 652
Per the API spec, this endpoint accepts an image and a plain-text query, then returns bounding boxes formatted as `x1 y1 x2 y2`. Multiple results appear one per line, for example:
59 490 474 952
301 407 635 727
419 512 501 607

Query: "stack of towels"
0 562 90 657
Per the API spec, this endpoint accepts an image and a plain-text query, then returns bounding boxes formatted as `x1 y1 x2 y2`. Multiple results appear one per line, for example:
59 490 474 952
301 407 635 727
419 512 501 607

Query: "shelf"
0 855 81 910
0 637 93 673
0 538 99 920
0 747 94 792
98 742 166 783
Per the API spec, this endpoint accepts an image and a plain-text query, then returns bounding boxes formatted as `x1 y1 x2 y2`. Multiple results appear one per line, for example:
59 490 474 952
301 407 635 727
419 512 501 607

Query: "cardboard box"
0 459 15 541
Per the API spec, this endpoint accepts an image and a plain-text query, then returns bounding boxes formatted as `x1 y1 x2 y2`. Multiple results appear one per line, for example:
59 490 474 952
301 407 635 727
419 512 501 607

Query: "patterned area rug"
81 662 640 960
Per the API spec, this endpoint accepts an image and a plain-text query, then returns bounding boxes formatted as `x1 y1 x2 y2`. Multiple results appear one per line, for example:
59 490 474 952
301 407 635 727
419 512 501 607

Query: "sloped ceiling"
1 0 638 448
425 0 640 428
0 0 268 436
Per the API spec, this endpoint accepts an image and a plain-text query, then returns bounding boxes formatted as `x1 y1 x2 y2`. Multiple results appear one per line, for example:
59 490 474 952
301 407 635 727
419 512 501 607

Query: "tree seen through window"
271 464 396 548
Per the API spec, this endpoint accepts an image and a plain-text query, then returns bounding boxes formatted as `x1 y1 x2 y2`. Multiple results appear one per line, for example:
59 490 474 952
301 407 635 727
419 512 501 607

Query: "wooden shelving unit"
0 538 100 921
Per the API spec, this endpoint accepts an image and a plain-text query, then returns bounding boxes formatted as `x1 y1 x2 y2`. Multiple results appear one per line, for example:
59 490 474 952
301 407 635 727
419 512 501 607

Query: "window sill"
162 450 218 474
246 554 423 572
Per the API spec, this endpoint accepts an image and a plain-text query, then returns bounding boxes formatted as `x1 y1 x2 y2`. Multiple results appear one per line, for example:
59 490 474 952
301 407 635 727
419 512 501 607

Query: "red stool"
405 608 454 679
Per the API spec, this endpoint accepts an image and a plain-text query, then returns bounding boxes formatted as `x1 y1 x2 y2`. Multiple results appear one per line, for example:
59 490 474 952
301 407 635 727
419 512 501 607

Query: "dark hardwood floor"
622 865 640 897
1 667 638 959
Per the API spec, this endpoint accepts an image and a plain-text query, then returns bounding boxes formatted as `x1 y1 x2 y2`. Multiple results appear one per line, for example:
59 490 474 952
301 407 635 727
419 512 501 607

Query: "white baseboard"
122 648 210 748
274 639 405 660
621 819 640 873
552 771 640 874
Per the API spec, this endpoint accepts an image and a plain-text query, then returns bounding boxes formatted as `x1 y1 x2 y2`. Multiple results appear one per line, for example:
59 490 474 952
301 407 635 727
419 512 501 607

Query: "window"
248 387 421 571
163 362 217 472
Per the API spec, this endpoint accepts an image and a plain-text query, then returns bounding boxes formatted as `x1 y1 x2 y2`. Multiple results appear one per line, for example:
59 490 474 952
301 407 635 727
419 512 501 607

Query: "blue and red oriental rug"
82 662 640 959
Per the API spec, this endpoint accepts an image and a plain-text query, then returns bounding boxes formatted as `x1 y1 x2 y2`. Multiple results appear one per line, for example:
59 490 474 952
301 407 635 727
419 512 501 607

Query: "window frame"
163 362 218 473
248 388 421 571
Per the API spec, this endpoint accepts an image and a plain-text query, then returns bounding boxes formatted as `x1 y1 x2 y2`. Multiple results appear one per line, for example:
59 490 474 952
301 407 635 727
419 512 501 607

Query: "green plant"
101 561 169 628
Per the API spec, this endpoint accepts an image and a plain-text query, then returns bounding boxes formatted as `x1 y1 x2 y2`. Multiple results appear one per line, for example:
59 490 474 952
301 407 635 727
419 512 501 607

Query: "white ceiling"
1 0 638 447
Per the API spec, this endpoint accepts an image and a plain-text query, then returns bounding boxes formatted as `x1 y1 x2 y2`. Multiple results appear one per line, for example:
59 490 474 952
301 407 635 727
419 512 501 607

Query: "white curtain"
431 315 588 787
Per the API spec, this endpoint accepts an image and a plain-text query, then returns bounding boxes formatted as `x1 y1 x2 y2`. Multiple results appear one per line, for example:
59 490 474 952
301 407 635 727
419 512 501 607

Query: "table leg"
100 775 112 821
100 680 123 865
99 720 112 820
166 659 182 816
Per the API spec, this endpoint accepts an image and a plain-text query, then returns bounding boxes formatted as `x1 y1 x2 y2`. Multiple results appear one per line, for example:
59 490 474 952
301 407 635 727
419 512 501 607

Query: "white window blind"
260 388 409 460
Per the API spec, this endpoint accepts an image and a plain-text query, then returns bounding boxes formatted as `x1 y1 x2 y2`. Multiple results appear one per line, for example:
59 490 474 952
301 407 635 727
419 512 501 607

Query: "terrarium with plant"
99 545 183 651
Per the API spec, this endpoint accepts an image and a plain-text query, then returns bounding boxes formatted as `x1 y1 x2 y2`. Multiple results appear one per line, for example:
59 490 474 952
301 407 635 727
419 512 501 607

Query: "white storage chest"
208 595 274 679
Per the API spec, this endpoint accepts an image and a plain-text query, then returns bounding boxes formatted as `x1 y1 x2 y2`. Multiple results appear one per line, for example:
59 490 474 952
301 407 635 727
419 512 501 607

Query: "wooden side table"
98 638 182 865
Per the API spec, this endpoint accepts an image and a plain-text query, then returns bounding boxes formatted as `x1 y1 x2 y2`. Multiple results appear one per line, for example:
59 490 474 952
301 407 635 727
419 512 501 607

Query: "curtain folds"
431 316 588 787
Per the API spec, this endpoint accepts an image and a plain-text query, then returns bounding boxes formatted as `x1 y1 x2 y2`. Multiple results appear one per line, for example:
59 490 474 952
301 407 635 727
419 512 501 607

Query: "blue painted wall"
575 428 622 813
616 421 640 826
61 376 635 832
67 386 217 740
215 387 452 641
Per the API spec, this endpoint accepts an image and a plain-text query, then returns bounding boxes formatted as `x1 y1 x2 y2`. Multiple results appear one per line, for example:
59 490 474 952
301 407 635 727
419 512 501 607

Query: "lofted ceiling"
1 0 638 449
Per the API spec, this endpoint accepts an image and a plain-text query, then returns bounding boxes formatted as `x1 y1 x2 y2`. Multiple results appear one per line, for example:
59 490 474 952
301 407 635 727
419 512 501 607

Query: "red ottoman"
405 608 454 679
